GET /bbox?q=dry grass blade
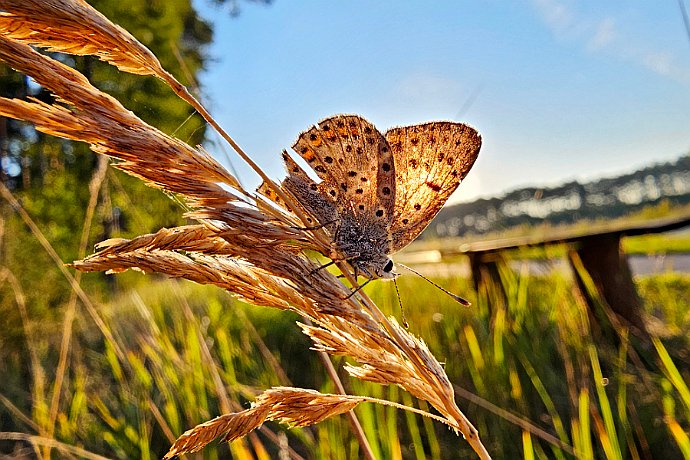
[163,409,271,459]
[0,36,241,210]
[0,0,166,76]
[0,11,491,457]
[0,432,111,460]
[164,388,361,459]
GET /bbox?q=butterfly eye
[383,260,394,273]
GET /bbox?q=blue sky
[192,0,690,203]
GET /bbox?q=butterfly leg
[334,264,359,279]
[309,252,360,276]
[309,259,336,275]
[343,277,372,301]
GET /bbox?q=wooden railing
[437,214,690,335]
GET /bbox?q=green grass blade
[522,430,535,460]
[654,337,690,414]
[576,389,594,460]
[588,345,622,460]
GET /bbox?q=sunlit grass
[3,267,690,458]
[369,267,690,459]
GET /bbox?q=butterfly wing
[258,151,341,228]
[291,114,396,225]
[385,122,481,253]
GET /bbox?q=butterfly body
[267,114,481,281]
[333,213,394,279]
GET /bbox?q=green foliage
[0,0,213,445]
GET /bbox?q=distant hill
[429,153,690,238]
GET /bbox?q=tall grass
[368,267,690,459]
[3,265,689,458]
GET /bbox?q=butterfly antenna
[393,278,409,329]
[397,262,471,307]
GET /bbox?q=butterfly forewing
[385,122,481,252]
[291,115,396,223]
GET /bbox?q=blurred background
[194,1,690,204]
[1,1,690,459]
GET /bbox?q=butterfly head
[354,256,398,280]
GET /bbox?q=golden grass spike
[1,0,315,227]
[73,249,300,312]
[302,317,447,409]
[163,408,271,459]
[258,387,361,428]
[0,0,166,77]
[0,37,240,206]
[91,226,236,256]
[164,388,362,459]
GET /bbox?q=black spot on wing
[425,181,442,192]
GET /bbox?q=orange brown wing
[385,122,481,253]
[291,114,396,224]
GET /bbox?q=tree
[1,0,212,285]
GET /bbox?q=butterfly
[264,114,481,281]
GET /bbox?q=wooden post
[568,233,646,335]
[468,251,507,310]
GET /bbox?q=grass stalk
[0,432,112,460]
[45,154,110,456]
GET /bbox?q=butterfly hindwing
[385,122,481,253]
[277,150,340,229]
[291,115,395,224]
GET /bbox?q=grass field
[2,262,689,459]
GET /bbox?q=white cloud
[530,0,690,85]
[631,48,690,82]
[587,17,617,51]
[641,50,673,76]
[532,0,574,33]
